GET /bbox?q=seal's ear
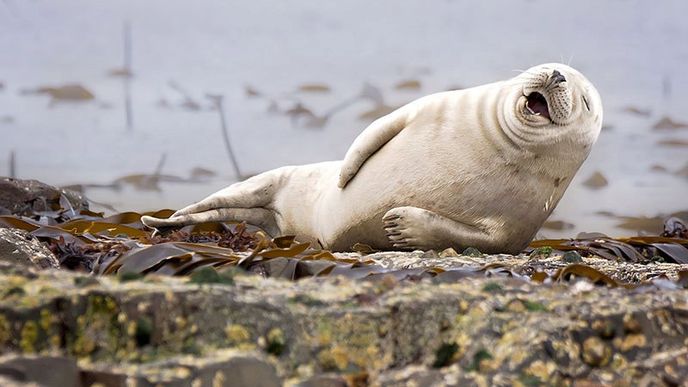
[338,106,412,188]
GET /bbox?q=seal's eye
[582,95,591,111]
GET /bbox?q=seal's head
[503,63,603,150]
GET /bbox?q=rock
[81,350,280,387]
[376,365,445,386]
[0,375,39,387]
[0,351,280,387]
[529,246,553,260]
[542,220,575,231]
[0,228,59,269]
[0,260,687,385]
[364,251,688,283]
[581,336,612,367]
[582,171,609,189]
[461,247,483,257]
[562,251,583,263]
[0,354,79,386]
[0,178,88,217]
[663,217,688,239]
[291,373,349,387]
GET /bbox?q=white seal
[142,63,603,254]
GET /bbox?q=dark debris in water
[581,171,608,189]
[21,84,95,102]
[528,229,688,265]
[652,116,688,130]
[597,210,688,234]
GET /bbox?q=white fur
[142,63,602,254]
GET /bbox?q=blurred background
[0,0,686,238]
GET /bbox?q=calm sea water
[1,0,686,238]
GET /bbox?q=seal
[142,63,603,254]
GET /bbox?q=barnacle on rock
[225,324,251,345]
[266,328,286,356]
[20,321,38,353]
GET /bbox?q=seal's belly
[321,121,553,250]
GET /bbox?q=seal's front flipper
[338,105,414,189]
[382,206,501,253]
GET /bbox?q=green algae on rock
[1,258,688,384]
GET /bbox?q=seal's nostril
[551,70,566,84]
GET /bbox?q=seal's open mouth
[526,92,550,120]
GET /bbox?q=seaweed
[1,202,687,289]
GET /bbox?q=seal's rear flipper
[141,168,286,233]
[140,214,181,228]
[141,207,279,236]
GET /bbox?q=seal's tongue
[527,92,550,119]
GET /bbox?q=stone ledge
[0,350,280,387]
[0,256,687,385]
[0,228,60,270]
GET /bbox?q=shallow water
[0,0,686,238]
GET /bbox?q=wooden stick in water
[124,20,133,131]
[207,94,242,179]
[9,150,16,178]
